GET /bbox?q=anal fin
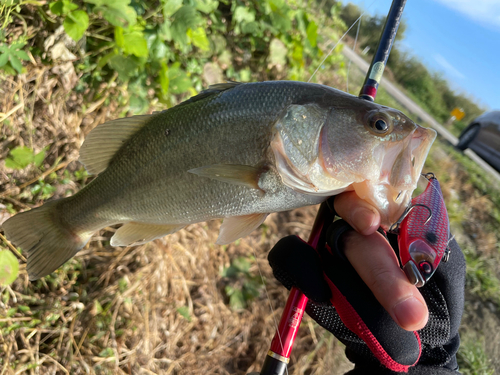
[110,222,185,247]
[216,213,268,245]
[188,164,264,190]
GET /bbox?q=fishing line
[308,14,363,83]
[346,16,362,93]
[308,0,378,83]
[250,245,289,375]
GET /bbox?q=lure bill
[396,173,450,287]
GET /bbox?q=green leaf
[159,62,169,95]
[0,52,9,67]
[94,300,103,314]
[233,257,251,273]
[0,41,28,73]
[63,10,89,41]
[226,286,245,310]
[306,20,318,48]
[5,146,34,169]
[221,265,238,278]
[171,6,199,46]
[168,64,192,94]
[233,7,255,23]
[195,0,218,14]
[291,42,304,64]
[87,0,137,27]
[50,0,78,15]
[150,38,169,60]
[115,26,148,57]
[267,0,291,32]
[33,147,48,167]
[188,27,209,51]
[176,306,191,321]
[128,94,148,114]
[97,50,117,69]
[162,0,183,17]
[14,49,30,61]
[271,13,291,33]
[64,0,78,12]
[114,26,125,47]
[241,21,259,35]
[107,54,139,81]
[8,55,22,73]
[239,68,251,82]
[49,1,64,15]
[159,20,172,41]
[98,347,114,357]
[0,251,19,286]
[123,32,148,57]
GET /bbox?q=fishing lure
[392,173,451,287]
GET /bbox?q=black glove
[268,219,465,374]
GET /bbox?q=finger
[342,230,429,331]
[334,191,380,235]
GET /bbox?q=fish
[2,81,436,280]
[396,173,450,287]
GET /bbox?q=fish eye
[366,112,393,135]
[375,119,388,132]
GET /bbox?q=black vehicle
[456,111,500,172]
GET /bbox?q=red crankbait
[393,173,450,287]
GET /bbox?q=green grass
[458,336,495,375]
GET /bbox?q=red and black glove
[268,219,465,374]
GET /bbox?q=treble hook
[389,203,433,234]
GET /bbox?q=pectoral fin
[188,164,264,190]
[216,213,268,245]
[110,222,185,247]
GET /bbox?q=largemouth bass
[3,81,436,280]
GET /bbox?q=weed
[222,256,262,310]
[458,334,495,375]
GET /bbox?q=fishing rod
[258,1,407,374]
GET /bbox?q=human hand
[268,192,466,373]
[333,191,428,331]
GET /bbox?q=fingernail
[393,297,428,330]
[351,207,377,234]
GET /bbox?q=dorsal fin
[179,81,242,106]
[79,115,153,175]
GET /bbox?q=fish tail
[2,200,93,280]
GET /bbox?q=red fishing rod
[258,1,407,374]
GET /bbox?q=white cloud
[433,54,465,79]
[432,0,500,31]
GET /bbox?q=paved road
[342,46,500,185]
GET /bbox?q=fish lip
[379,124,437,228]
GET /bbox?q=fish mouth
[353,124,437,230]
[387,125,437,226]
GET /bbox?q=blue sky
[342,0,500,111]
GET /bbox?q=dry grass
[0,60,355,374]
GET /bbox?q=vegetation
[1,0,499,374]
[0,0,345,113]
